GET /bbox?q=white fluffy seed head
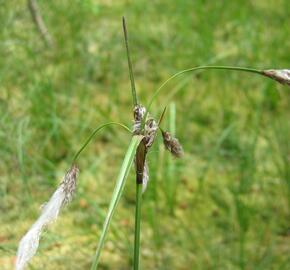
[263,69,290,86]
[16,165,79,270]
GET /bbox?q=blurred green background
[0,0,289,269]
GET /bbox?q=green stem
[72,122,131,163]
[122,16,138,106]
[144,65,262,122]
[133,183,143,270]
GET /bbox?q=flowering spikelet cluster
[132,105,158,144]
[161,130,183,158]
[262,69,290,87]
[144,118,158,148]
[16,165,79,270]
[133,105,158,192]
[133,104,146,135]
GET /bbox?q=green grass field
[1,0,289,269]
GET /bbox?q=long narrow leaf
[91,135,143,270]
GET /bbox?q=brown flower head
[162,130,183,158]
[144,118,158,148]
[133,104,146,135]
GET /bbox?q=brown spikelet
[262,69,290,87]
[132,104,158,149]
[133,104,146,135]
[162,130,183,158]
[144,118,158,148]
[135,139,147,184]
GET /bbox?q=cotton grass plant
[16,165,79,270]
[16,17,289,270]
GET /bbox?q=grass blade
[72,122,131,163]
[90,135,143,270]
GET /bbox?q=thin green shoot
[72,122,131,163]
[144,65,263,122]
[166,103,177,215]
[158,107,167,126]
